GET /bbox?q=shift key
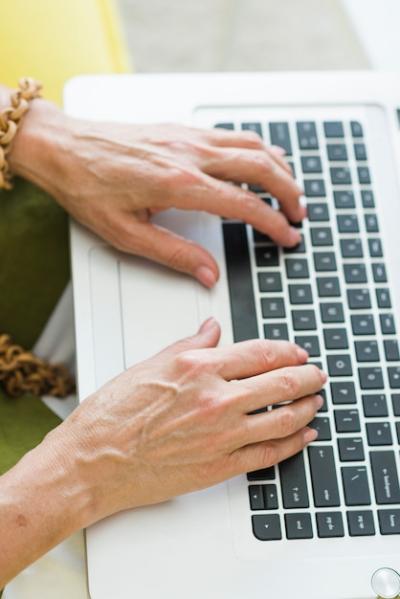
[370,451,400,504]
[279,452,309,508]
[308,446,340,507]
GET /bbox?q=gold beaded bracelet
[0,77,42,190]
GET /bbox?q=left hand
[9,99,304,287]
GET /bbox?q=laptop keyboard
[216,119,400,541]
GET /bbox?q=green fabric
[0,178,70,349]
[0,179,68,595]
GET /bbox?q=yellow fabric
[0,0,130,105]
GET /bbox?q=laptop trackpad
[119,254,201,368]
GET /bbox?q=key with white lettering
[308,446,340,507]
[279,452,309,509]
[370,451,400,504]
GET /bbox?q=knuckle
[279,371,300,397]
[174,350,206,374]
[165,165,201,191]
[276,407,296,435]
[254,341,275,370]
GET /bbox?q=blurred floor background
[117,0,369,72]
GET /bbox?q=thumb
[119,220,220,288]
[157,317,221,357]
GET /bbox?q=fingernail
[273,145,286,156]
[296,347,309,362]
[196,266,217,288]
[289,227,301,244]
[315,395,324,409]
[199,317,217,333]
[300,204,307,218]
[304,427,318,443]
[320,370,328,383]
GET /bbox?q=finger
[229,427,318,476]
[194,339,308,380]
[240,395,322,446]
[203,148,304,223]
[172,175,301,247]
[157,317,221,358]
[207,128,266,150]
[113,218,220,288]
[231,364,327,413]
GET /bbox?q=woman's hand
[55,318,324,519]
[9,99,304,287]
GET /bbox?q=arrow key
[252,514,282,541]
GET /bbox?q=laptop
[66,72,400,599]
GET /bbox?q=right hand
[53,317,326,525]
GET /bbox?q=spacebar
[222,223,259,342]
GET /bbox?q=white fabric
[4,284,88,599]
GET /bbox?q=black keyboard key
[337,214,359,233]
[297,121,318,150]
[351,121,364,137]
[261,297,286,319]
[335,410,361,433]
[373,263,387,283]
[376,288,392,309]
[252,514,282,541]
[327,144,348,161]
[308,445,340,507]
[354,143,367,161]
[381,314,396,335]
[269,122,292,155]
[365,213,379,233]
[264,484,279,509]
[223,223,259,342]
[370,451,400,504]
[392,394,400,416]
[279,452,309,508]
[320,303,345,323]
[324,121,344,138]
[316,512,344,538]
[258,272,282,292]
[334,190,355,209]
[368,238,383,258]
[214,122,234,130]
[355,340,380,363]
[289,284,313,304]
[317,276,341,297]
[344,263,367,284]
[378,509,400,535]
[301,155,322,174]
[310,416,331,441]
[347,511,375,536]
[331,381,356,404]
[314,252,337,272]
[361,190,375,208]
[358,167,371,185]
[384,340,400,362]
[388,367,400,389]
[247,467,275,481]
[292,310,317,331]
[264,323,289,341]
[359,367,384,390]
[324,329,349,350]
[340,239,363,258]
[338,437,365,462]
[253,228,272,243]
[255,246,279,267]
[285,258,309,279]
[295,335,320,357]
[370,399,391,423]
[347,288,371,310]
[366,422,392,446]
[285,513,313,540]
[311,227,333,247]
[308,203,330,222]
[249,485,265,510]
[242,122,263,138]
[284,234,306,254]
[351,314,375,335]
[331,167,352,185]
[342,466,371,506]
[328,355,352,376]
[304,179,326,197]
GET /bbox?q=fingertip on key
[304,427,318,444]
[296,346,309,362]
